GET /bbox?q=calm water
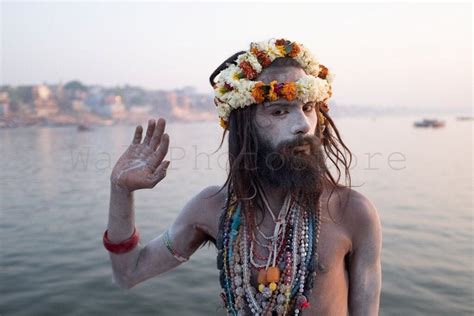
[1,116,472,315]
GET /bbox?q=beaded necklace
[216,190,322,316]
[250,191,291,270]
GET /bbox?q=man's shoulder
[344,188,378,220]
[337,187,381,245]
[195,185,227,209]
[185,185,227,237]
[324,185,377,217]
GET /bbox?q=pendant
[257,266,281,294]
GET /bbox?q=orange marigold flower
[275,39,287,46]
[288,43,301,57]
[268,81,278,101]
[252,47,272,67]
[281,82,297,101]
[318,65,329,79]
[322,86,333,102]
[252,82,266,104]
[240,61,258,80]
[319,101,329,113]
[318,110,326,124]
[220,118,228,129]
[261,55,272,67]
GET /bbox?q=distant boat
[77,124,93,132]
[431,120,445,128]
[456,116,474,121]
[413,119,445,128]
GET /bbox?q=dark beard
[255,133,327,199]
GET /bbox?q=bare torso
[200,184,354,315]
[107,118,381,315]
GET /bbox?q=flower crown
[212,38,334,129]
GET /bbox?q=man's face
[251,64,325,194]
[253,65,318,149]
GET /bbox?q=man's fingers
[149,118,166,150]
[132,125,143,144]
[143,119,156,145]
[151,160,171,184]
[149,133,170,170]
[144,160,170,188]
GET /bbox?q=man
[104,39,382,315]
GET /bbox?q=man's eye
[272,110,288,116]
[303,104,315,112]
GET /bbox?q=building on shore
[34,85,59,117]
[93,95,127,120]
[0,92,10,117]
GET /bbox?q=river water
[1,116,472,315]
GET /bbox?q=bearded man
[104,39,382,315]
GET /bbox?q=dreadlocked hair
[208,51,354,225]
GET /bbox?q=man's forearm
[106,184,143,288]
[107,184,136,241]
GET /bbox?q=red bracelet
[103,227,140,254]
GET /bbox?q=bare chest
[209,206,352,314]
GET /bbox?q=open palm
[110,118,170,192]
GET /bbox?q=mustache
[276,134,320,155]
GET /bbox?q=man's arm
[125,185,221,289]
[108,185,220,289]
[106,118,220,289]
[347,193,382,316]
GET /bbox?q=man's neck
[257,181,289,218]
[256,178,330,219]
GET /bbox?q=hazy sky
[1,2,472,109]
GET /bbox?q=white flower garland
[213,39,335,127]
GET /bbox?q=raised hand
[110,118,170,192]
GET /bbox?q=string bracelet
[162,229,189,263]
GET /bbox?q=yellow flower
[276,44,286,56]
[268,81,278,101]
[218,86,227,95]
[231,71,242,81]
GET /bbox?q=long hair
[209,52,354,224]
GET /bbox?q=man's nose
[291,110,311,135]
